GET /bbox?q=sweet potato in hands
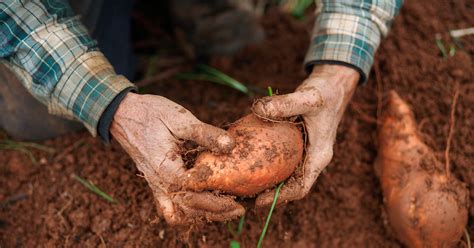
[184,114,303,196]
[376,91,469,248]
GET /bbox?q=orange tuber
[183,114,303,196]
[375,91,469,248]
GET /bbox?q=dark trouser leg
[69,0,135,79]
[0,64,83,141]
[0,0,135,141]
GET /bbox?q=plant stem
[257,182,284,248]
[175,65,250,95]
[267,86,273,96]
[236,214,246,235]
[73,174,117,203]
[0,140,55,164]
[435,35,448,58]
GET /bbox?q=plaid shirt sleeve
[0,0,136,136]
[305,0,403,82]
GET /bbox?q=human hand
[110,93,245,225]
[252,64,359,207]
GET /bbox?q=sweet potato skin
[376,91,469,248]
[184,114,303,196]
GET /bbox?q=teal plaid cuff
[305,0,403,82]
[49,52,135,136]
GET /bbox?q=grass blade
[257,182,284,248]
[230,240,241,248]
[175,71,249,95]
[279,0,313,19]
[227,214,246,247]
[175,72,230,86]
[197,64,249,95]
[435,35,448,58]
[73,174,117,203]
[0,139,55,164]
[291,0,313,18]
[267,86,273,97]
[449,43,456,57]
[5,140,55,153]
[236,214,246,235]
[227,222,238,237]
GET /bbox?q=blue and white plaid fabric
[306,0,403,82]
[0,0,135,136]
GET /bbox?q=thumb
[156,96,234,153]
[180,121,235,153]
[252,90,323,119]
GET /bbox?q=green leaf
[230,240,241,248]
[0,139,55,164]
[435,36,448,58]
[236,214,246,235]
[291,0,313,18]
[448,43,456,57]
[227,222,238,237]
[198,64,249,95]
[73,174,118,203]
[267,86,273,97]
[257,182,285,248]
[175,65,250,95]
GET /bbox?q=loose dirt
[1,0,473,247]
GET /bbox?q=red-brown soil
[1,0,473,247]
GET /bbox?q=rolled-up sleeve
[0,0,135,136]
[305,0,403,82]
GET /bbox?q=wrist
[98,88,135,143]
[310,64,359,93]
[110,92,146,139]
[309,64,360,100]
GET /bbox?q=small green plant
[255,85,284,248]
[0,139,55,164]
[175,64,249,95]
[279,0,313,19]
[227,214,246,248]
[73,174,118,203]
[435,35,448,58]
[267,86,273,97]
[448,43,456,57]
[257,181,284,248]
[435,34,457,58]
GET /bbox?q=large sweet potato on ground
[376,91,469,248]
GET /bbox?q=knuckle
[299,185,311,199]
[252,97,268,111]
[322,148,334,163]
[312,147,333,166]
[253,97,277,117]
[263,101,277,116]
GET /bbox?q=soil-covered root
[183,114,303,197]
[375,91,469,248]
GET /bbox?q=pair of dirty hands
[111,65,359,225]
